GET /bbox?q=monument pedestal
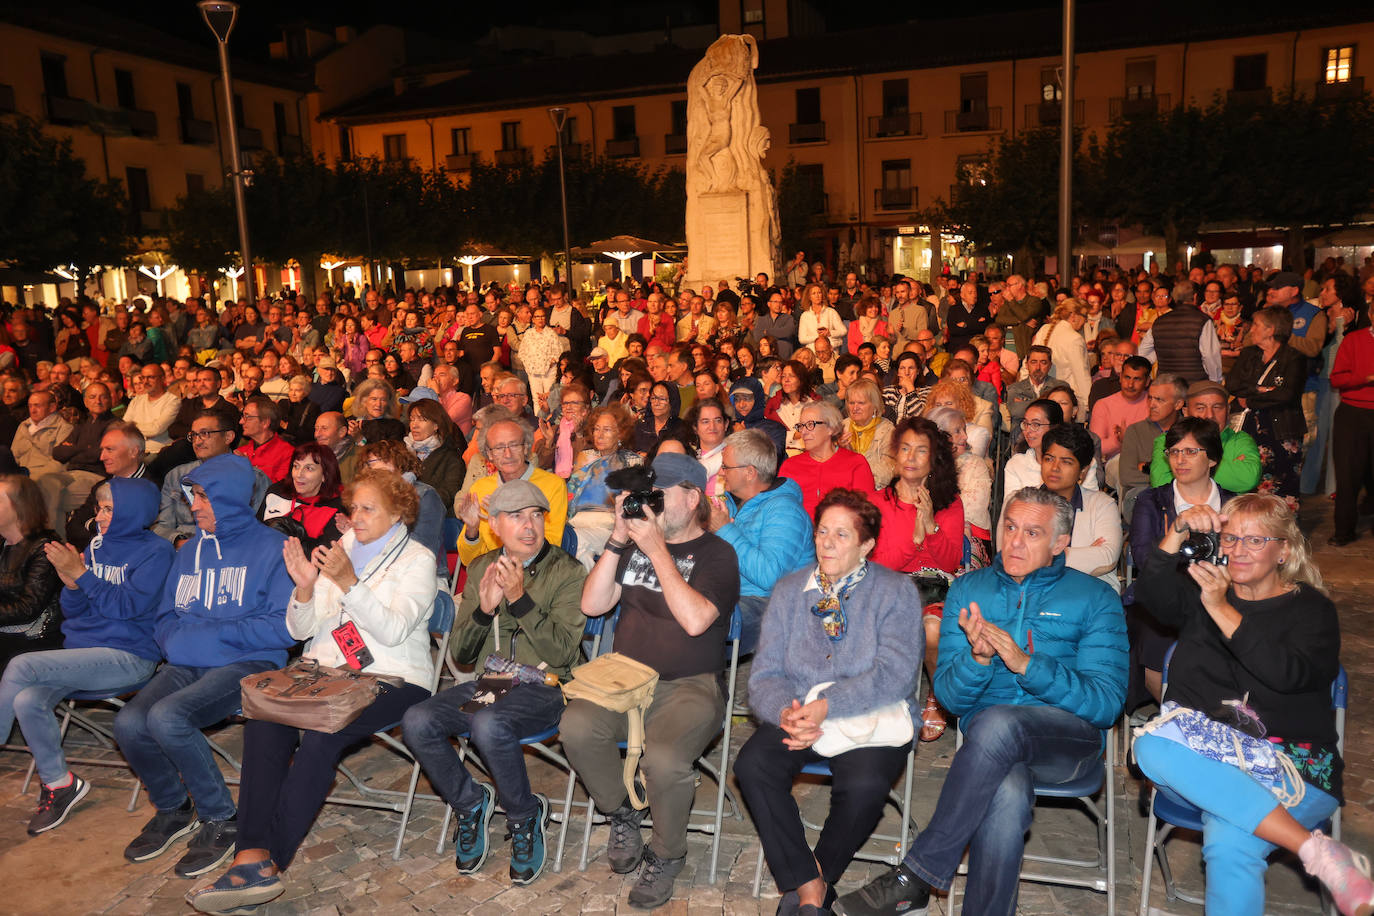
[687,190,752,291]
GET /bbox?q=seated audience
[779,402,876,520]
[841,379,895,488]
[456,417,568,567]
[258,442,347,554]
[0,474,64,672]
[1034,423,1123,591]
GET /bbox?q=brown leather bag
[240,659,404,733]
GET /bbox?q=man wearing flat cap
[562,452,740,909]
[403,478,586,887]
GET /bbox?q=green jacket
[1149,425,1261,493]
[994,295,1047,357]
[450,543,587,681]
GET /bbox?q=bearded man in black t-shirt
[562,452,739,910]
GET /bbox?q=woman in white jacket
[1031,298,1092,421]
[188,469,438,914]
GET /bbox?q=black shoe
[124,798,199,862]
[1328,533,1358,547]
[627,849,685,909]
[606,803,646,874]
[777,891,800,916]
[832,865,931,916]
[174,816,238,878]
[27,775,90,835]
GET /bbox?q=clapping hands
[958,602,1034,675]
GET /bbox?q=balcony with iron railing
[874,187,916,211]
[867,112,923,139]
[180,117,215,145]
[495,147,531,167]
[445,152,478,171]
[1227,87,1273,107]
[789,121,827,144]
[604,136,640,158]
[1108,93,1171,119]
[277,133,303,156]
[127,108,158,138]
[0,84,17,113]
[238,126,264,150]
[46,94,91,126]
[1024,98,1086,128]
[944,106,1003,134]
[664,133,687,155]
[1316,77,1365,101]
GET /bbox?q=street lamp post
[547,107,574,288]
[199,0,256,305]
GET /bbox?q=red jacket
[868,487,965,575]
[236,434,294,483]
[1330,326,1374,410]
[778,447,876,519]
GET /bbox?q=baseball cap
[729,381,756,398]
[400,386,438,404]
[315,356,337,371]
[1186,380,1230,401]
[650,452,707,491]
[589,347,608,360]
[487,479,550,516]
[1268,271,1303,290]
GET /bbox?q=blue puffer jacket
[715,477,815,598]
[60,477,174,661]
[154,454,296,668]
[935,553,1128,729]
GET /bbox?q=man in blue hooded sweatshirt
[114,454,295,879]
[0,476,173,836]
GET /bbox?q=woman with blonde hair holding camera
[1133,492,1372,916]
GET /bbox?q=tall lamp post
[1057,0,1075,284]
[547,107,574,288]
[199,0,256,304]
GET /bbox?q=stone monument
[684,34,781,293]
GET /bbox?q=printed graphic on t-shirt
[621,550,696,593]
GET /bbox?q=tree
[1219,91,1374,272]
[0,116,133,273]
[774,160,826,257]
[945,126,1072,274]
[1087,102,1229,271]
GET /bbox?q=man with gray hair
[456,416,568,567]
[1139,279,1223,384]
[837,486,1127,916]
[706,428,815,654]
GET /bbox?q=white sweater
[287,526,439,688]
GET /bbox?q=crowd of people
[0,251,1371,915]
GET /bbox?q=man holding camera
[562,453,740,910]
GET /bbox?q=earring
[1278,557,1287,566]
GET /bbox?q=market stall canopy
[1073,240,1113,256]
[1312,227,1374,247]
[575,236,686,257]
[1112,235,1170,255]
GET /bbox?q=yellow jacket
[456,465,569,567]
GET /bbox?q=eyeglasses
[1165,446,1205,458]
[1220,534,1284,551]
[561,400,588,409]
[649,395,670,404]
[793,419,825,432]
[1020,419,1051,430]
[493,392,523,402]
[188,429,230,441]
[720,463,751,472]
[487,442,524,453]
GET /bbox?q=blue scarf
[350,521,404,577]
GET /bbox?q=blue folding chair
[951,720,1118,915]
[434,612,608,873]
[1137,644,1347,914]
[574,606,744,884]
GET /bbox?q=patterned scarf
[810,560,869,642]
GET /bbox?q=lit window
[1324,46,1354,84]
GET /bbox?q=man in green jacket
[1149,381,1261,493]
[402,479,587,886]
[993,274,1048,357]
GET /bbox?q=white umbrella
[1112,235,1169,255]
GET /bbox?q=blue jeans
[1135,732,1339,916]
[403,680,565,822]
[736,594,769,657]
[113,660,276,822]
[1301,377,1335,494]
[904,704,1102,916]
[0,647,159,785]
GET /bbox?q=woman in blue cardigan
[735,487,924,916]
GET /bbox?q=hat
[1186,380,1230,402]
[589,347,609,360]
[728,380,757,398]
[400,386,438,404]
[603,316,620,327]
[487,479,550,516]
[650,452,707,491]
[315,356,337,371]
[1268,271,1303,290]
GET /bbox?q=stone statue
[684,34,781,293]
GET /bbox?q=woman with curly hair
[567,403,642,567]
[358,438,446,575]
[924,376,990,458]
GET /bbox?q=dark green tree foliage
[1087,103,1228,271]
[0,116,132,272]
[165,186,236,276]
[775,160,826,256]
[946,126,1067,272]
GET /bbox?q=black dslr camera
[1179,530,1226,566]
[606,464,664,520]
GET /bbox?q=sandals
[186,860,284,914]
[919,693,947,743]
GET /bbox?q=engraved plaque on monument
[699,191,750,281]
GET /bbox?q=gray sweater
[748,562,925,729]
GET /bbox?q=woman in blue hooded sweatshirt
[0,476,173,836]
[726,376,787,461]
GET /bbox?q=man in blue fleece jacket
[0,476,173,837]
[836,487,1128,916]
[707,427,814,653]
[114,454,295,880]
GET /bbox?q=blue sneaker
[508,793,549,885]
[453,782,496,874]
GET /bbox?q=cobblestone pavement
[1,493,1370,915]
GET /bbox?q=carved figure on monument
[684,34,781,291]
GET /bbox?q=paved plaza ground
[1,493,1370,915]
